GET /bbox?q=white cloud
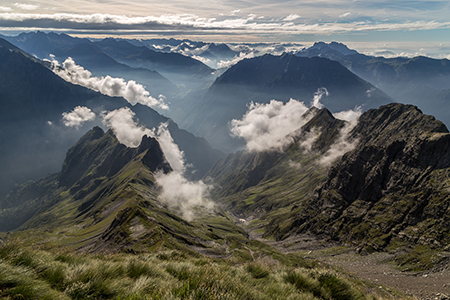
[0,6,12,11]
[153,123,214,221]
[333,106,362,122]
[14,3,38,10]
[155,171,213,221]
[299,128,320,153]
[311,87,328,109]
[102,107,212,220]
[284,13,300,21]
[154,123,185,173]
[102,107,154,148]
[339,12,353,18]
[217,51,255,69]
[230,98,311,152]
[51,57,169,110]
[320,109,361,166]
[62,106,96,128]
[1,12,449,36]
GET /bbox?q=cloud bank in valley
[52,57,168,110]
[217,52,255,69]
[102,107,212,220]
[62,106,96,128]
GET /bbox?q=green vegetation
[0,242,384,300]
[395,245,441,272]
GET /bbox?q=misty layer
[52,57,169,110]
[102,107,213,220]
[217,52,255,69]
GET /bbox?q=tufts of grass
[0,242,396,300]
[246,262,270,279]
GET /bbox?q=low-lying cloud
[52,57,168,110]
[217,51,255,69]
[231,87,329,152]
[230,99,310,152]
[62,106,96,128]
[231,87,363,166]
[319,108,362,166]
[102,107,212,220]
[102,107,154,148]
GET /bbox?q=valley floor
[249,231,450,300]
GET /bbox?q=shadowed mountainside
[181,53,392,152]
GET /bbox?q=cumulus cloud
[102,107,212,220]
[102,107,154,148]
[153,123,213,220]
[155,171,213,221]
[230,99,311,152]
[154,122,185,173]
[51,57,168,110]
[217,51,255,69]
[231,87,362,165]
[62,106,96,128]
[0,6,12,11]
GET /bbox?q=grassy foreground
[0,242,390,300]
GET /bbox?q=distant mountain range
[0,37,224,198]
[296,41,450,127]
[1,32,216,98]
[180,53,393,152]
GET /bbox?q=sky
[0,0,450,57]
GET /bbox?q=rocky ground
[267,234,450,300]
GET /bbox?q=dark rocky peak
[59,127,170,189]
[299,108,346,151]
[350,103,448,147]
[297,106,320,123]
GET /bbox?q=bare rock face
[289,103,450,250]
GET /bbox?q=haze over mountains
[2,31,450,298]
[0,36,224,198]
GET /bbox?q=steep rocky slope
[207,107,346,228]
[269,104,450,253]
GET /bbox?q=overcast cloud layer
[0,1,450,48]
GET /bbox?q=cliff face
[283,104,450,251]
